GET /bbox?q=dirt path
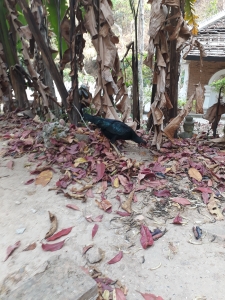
[1,124,225,300]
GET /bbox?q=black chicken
[83,113,146,145]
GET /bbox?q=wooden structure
[179,10,225,111]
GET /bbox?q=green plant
[211,77,225,93]
[178,98,186,108]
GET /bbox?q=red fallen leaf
[173,214,182,224]
[171,197,191,205]
[194,187,213,193]
[6,160,14,170]
[24,178,35,185]
[42,240,65,251]
[135,185,147,191]
[86,188,94,198]
[202,192,209,204]
[95,277,114,292]
[82,244,93,255]
[66,204,80,211]
[151,162,166,173]
[96,163,105,182]
[114,288,126,299]
[144,180,167,188]
[92,215,103,222]
[208,179,213,187]
[47,227,73,241]
[107,251,123,264]
[118,174,129,186]
[92,224,99,239]
[85,215,93,222]
[139,291,164,300]
[153,189,171,197]
[4,241,21,261]
[140,225,154,249]
[133,193,138,202]
[116,211,131,217]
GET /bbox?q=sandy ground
[1,123,225,300]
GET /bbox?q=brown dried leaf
[195,83,204,114]
[23,242,36,251]
[71,184,93,193]
[121,190,134,213]
[188,167,202,182]
[207,194,224,221]
[45,211,58,239]
[35,170,53,186]
[164,93,195,140]
[95,199,112,211]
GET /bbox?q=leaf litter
[2,114,225,298]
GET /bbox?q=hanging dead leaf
[121,190,134,213]
[35,170,53,186]
[207,194,224,221]
[45,211,58,239]
[188,168,202,182]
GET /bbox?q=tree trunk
[138,0,144,121]
[169,39,180,135]
[10,66,29,110]
[38,6,60,116]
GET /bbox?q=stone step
[2,255,98,300]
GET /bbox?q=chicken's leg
[110,142,121,157]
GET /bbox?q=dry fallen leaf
[113,177,120,188]
[207,194,224,221]
[74,157,87,167]
[121,190,134,213]
[95,199,112,211]
[47,227,73,241]
[45,211,58,239]
[23,242,37,251]
[42,240,65,252]
[188,167,202,182]
[35,170,53,186]
[4,241,21,261]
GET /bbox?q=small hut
[179,10,225,111]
